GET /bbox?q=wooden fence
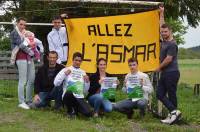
[0,51,43,80]
[0,51,18,80]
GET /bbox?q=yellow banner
[64,10,160,74]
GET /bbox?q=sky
[180,25,200,48]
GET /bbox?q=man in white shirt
[47,15,68,65]
[113,58,153,119]
[54,52,92,118]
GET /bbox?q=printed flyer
[67,68,84,97]
[101,77,117,100]
[126,75,143,101]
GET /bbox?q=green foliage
[162,0,200,28]
[0,36,10,51]
[166,18,188,45]
[178,48,200,59]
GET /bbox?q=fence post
[194,84,200,96]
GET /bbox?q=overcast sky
[179,25,200,48]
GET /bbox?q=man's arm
[54,68,67,87]
[35,38,44,53]
[155,55,173,72]
[156,43,177,72]
[159,5,165,27]
[142,75,153,94]
[34,68,42,94]
[47,34,55,52]
[33,68,43,103]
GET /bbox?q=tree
[0,0,199,49]
[162,0,200,28]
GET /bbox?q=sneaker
[169,110,182,125]
[18,103,30,110]
[161,113,171,124]
[93,112,99,118]
[161,110,181,125]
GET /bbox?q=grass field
[178,59,200,85]
[0,59,199,132]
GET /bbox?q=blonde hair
[24,30,35,37]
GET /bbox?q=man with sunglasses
[47,15,68,65]
[113,58,153,119]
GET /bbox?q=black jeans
[63,91,92,117]
[156,71,180,112]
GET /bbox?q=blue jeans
[88,94,112,113]
[113,98,147,115]
[35,86,63,108]
[156,71,180,112]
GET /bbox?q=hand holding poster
[101,77,118,100]
[126,75,143,101]
[67,68,84,98]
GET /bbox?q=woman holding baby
[10,17,43,109]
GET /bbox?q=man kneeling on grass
[113,58,153,119]
[30,51,64,109]
[54,52,92,118]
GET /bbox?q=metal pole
[0,22,64,26]
[40,0,163,6]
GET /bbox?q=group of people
[10,6,181,125]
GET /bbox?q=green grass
[0,84,200,132]
[179,59,200,85]
[0,59,200,131]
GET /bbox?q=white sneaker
[18,103,30,110]
[161,110,181,125]
[169,110,181,125]
[161,113,171,124]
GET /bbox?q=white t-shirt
[125,71,153,101]
[54,66,86,98]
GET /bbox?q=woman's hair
[97,58,107,65]
[96,58,107,73]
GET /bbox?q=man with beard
[155,6,181,125]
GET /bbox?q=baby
[23,31,41,63]
[10,30,43,65]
